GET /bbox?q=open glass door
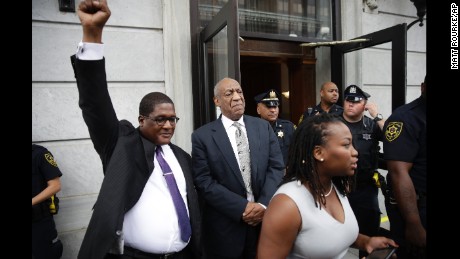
[198,0,240,125]
[331,24,407,110]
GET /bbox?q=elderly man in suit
[71,1,201,258]
[192,78,284,259]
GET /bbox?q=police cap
[344,84,371,102]
[254,89,280,107]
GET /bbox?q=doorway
[192,0,408,128]
[191,0,319,128]
[240,38,317,125]
[240,56,283,119]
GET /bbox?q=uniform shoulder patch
[385,122,403,142]
[298,114,304,125]
[44,152,58,167]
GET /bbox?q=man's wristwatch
[373,113,383,122]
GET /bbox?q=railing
[199,4,332,40]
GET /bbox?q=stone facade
[32,1,425,258]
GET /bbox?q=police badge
[277,131,284,138]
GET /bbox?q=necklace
[323,183,334,197]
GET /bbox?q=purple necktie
[156,146,192,242]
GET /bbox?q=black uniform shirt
[383,96,426,193]
[32,144,63,198]
[299,102,343,125]
[342,116,382,183]
[272,118,295,166]
[342,116,382,212]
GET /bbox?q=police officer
[298,81,343,125]
[32,144,63,259]
[254,89,295,166]
[340,84,386,258]
[383,77,426,259]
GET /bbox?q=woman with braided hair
[257,113,397,258]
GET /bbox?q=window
[199,0,333,41]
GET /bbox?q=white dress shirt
[123,144,189,253]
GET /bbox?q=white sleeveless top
[274,181,359,259]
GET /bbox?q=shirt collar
[221,114,245,130]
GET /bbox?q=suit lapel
[120,131,152,211]
[141,134,155,173]
[132,132,151,180]
[244,116,259,181]
[171,144,193,190]
[212,119,246,190]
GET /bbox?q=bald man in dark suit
[192,78,284,259]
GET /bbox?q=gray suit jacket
[191,115,284,257]
[71,56,201,259]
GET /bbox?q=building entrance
[240,39,317,124]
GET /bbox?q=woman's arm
[257,194,301,259]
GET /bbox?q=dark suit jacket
[191,115,284,257]
[71,56,201,259]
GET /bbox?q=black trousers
[203,225,259,259]
[32,216,63,259]
[351,206,381,258]
[385,197,426,259]
[104,246,189,259]
[105,253,185,259]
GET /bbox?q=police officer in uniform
[254,89,295,166]
[298,81,343,125]
[383,77,426,259]
[32,144,63,259]
[340,85,386,258]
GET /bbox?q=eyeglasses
[142,115,180,126]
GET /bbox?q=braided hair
[284,113,354,208]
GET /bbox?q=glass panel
[199,0,333,41]
[206,25,229,118]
